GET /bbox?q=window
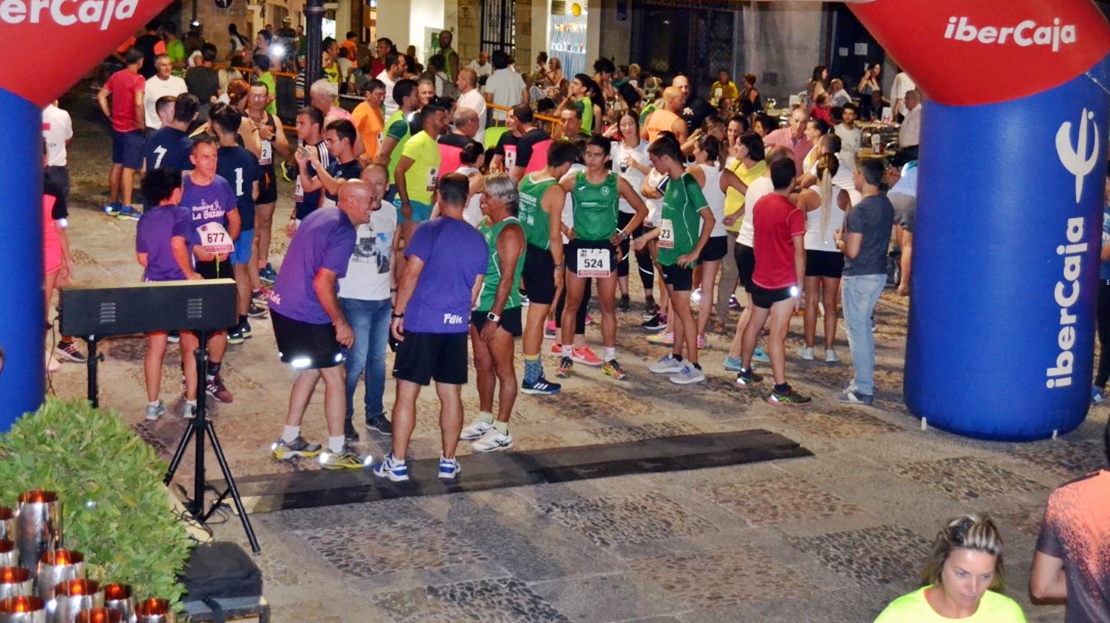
[480,0,516,56]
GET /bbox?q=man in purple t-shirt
[374,173,488,483]
[135,169,203,421]
[181,135,241,405]
[269,180,377,469]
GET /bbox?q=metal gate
[480,0,517,56]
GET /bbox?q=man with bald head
[438,107,483,180]
[642,86,688,145]
[455,68,487,143]
[269,179,377,469]
[671,73,713,136]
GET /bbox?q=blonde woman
[796,153,848,362]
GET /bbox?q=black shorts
[522,244,556,305]
[257,165,278,204]
[271,310,345,369]
[749,283,797,309]
[805,249,844,279]
[112,130,143,169]
[735,242,756,292]
[699,236,728,262]
[393,331,469,385]
[194,259,232,280]
[661,263,694,292]
[471,306,523,337]
[566,239,618,276]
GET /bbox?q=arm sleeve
[788,208,806,237]
[172,208,193,240]
[516,136,534,168]
[323,225,356,279]
[1035,495,1065,557]
[845,203,864,235]
[684,175,708,210]
[135,219,149,254]
[404,223,432,260]
[387,119,408,141]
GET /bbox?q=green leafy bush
[0,398,193,604]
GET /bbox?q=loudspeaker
[59,280,238,337]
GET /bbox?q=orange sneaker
[571,345,603,367]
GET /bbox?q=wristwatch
[486,312,500,323]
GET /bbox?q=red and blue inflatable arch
[0,0,1108,442]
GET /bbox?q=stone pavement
[44,88,1102,622]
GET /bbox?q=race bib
[658,219,675,249]
[577,247,610,278]
[505,146,517,170]
[259,140,273,166]
[426,167,439,191]
[294,178,304,202]
[197,222,234,254]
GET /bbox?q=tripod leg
[85,338,98,408]
[163,421,199,487]
[203,420,261,554]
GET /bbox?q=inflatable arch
[0,0,1108,441]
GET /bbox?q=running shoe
[769,385,812,406]
[649,354,684,374]
[145,400,166,421]
[373,452,409,481]
[522,376,562,395]
[238,320,253,339]
[226,327,245,345]
[319,446,371,469]
[836,389,873,405]
[551,343,565,356]
[182,402,197,419]
[571,345,603,366]
[46,356,60,373]
[206,375,234,403]
[102,202,121,216]
[521,295,530,308]
[642,300,660,319]
[797,346,814,361]
[248,303,267,318]
[617,295,631,312]
[646,331,674,346]
[723,356,743,372]
[641,314,667,331]
[343,420,360,442]
[602,359,628,380]
[471,429,513,452]
[1093,386,1105,405]
[260,264,278,286]
[438,455,462,480]
[728,294,741,310]
[585,314,595,326]
[116,205,141,221]
[460,418,493,440]
[734,368,763,387]
[697,335,708,349]
[825,349,840,363]
[271,436,322,459]
[691,288,703,304]
[669,363,706,385]
[167,331,180,344]
[544,324,557,340]
[366,415,393,436]
[251,287,271,306]
[753,346,770,363]
[556,356,573,378]
[54,342,87,363]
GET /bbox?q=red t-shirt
[104,69,146,133]
[751,193,805,289]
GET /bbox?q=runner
[246,80,291,288]
[610,111,655,314]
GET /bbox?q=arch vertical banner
[0,0,173,429]
[850,0,1110,440]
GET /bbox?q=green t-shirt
[657,172,709,266]
[385,110,412,184]
[873,587,1027,623]
[477,217,525,312]
[257,72,278,115]
[576,96,594,136]
[400,130,441,205]
[639,103,656,127]
[570,171,619,242]
[518,173,559,250]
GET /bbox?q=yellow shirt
[723,159,768,233]
[400,130,441,205]
[711,80,739,101]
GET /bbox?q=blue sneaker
[373,452,409,482]
[116,205,141,220]
[260,263,278,286]
[438,455,461,480]
[753,347,770,363]
[103,202,122,216]
[724,356,743,372]
[1093,386,1105,405]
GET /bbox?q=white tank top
[457,165,484,227]
[802,185,846,252]
[697,164,728,238]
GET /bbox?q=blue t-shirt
[216,145,262,231]
[403,217,488,334]
[1101,205,1110,280]
[269,207,357,324]
[143,127,193,175]
[136,205,192,281]
[180,175,239,248]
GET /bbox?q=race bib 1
[259,140,273,166]
[197,222,235,254]
[576,247,611,278]
[658,219,675,249]
[426,167,439,191]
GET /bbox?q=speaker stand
[79,336,102,408]
[164,331,261,554]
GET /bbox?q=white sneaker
[471,429,513,452]
[669,363,706,385]
[649,354,684,374]
[825,349,840,363]
[460,419,493,440]
[46,356,61,373]
[797,347,814,361]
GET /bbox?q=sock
[523,354,542,384]
[774,383,790,394]
[673,354,683,362]
[493,421,508,435]
[328,436,346,453]
[281,425,300,443]
[562,344,573,357]
[148,400,161,407]
[479,411,495,424]
[208,362,222,378]
[604,347,616,361]
[239,315,247,325]
[186,399,197,407]
[693,363,702,370]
